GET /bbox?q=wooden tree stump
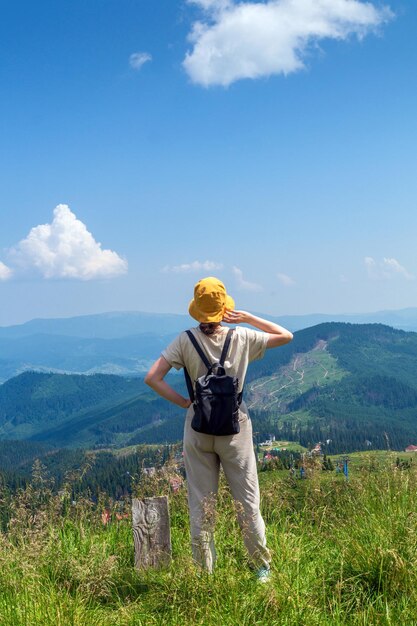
[132,496,172,569]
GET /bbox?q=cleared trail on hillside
[247,340,333,411]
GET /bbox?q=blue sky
[0,0,416,325]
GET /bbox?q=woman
[145,277,293,580]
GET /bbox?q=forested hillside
[247,323,417,452]
[1,323,417,453]
[0,371,184,447]
[0,440,174,500]
[0,372,147,438]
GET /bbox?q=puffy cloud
[129,52,152,70]
[184,0,393,86]
[162,260,223,273]
[0,261,12,281]
[277,272,295,286]
[364,256,413,280]
[232,266,262,292]
[10,204,128,280]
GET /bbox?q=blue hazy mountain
[0,332,177,381]
[1,309,417,382]
[2,308,417,339]
[0,311,191,339]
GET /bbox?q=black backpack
[184,328,242,436]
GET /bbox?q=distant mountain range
[0,332,176,382]
[0,311,191,339]
[1,308,417,382]
[275,307,417,333]
[3,307,417,339]
[1,322,417,453]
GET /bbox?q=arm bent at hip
[145,356,192,409]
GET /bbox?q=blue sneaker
[256,566,271,583]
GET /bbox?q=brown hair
[199,322,221,336]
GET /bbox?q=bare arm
[144,356,192,409]
[223,310,293,348]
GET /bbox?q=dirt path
[250,373,282,392]
[319,363,329,379]
[247,341,331,410]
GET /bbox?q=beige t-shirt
[162,325,268,400]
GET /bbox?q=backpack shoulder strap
[219,328,234,366]
[185,330,212,370]
[184,367,195,402]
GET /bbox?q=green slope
[0,371,148,439]
[247,323,417,451]
[2,323,417,452]
[30,391,184,448]
[246,340,346,411]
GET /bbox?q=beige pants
[183,407,271,572]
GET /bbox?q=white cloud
[129,52,152,71]
[364,256,413,281]
[10,204,128,280]
[277,272,295,286]
[184,0,393,86]
[232,266,262,292]
[364,256,378,279]
[162,260,223,273]
[382,257,414,280]
[0,261,12,281]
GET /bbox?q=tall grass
[0,454,416,625]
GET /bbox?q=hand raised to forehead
[222,310,250,324]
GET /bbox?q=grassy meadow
[0,452,417,626]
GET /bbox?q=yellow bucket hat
[189,277,235,323]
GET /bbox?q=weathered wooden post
[132,496,172,569]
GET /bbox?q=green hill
[0,371,184,448]
[246,323,417,451]
[0,372,147,438]
[1,323,417,452]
